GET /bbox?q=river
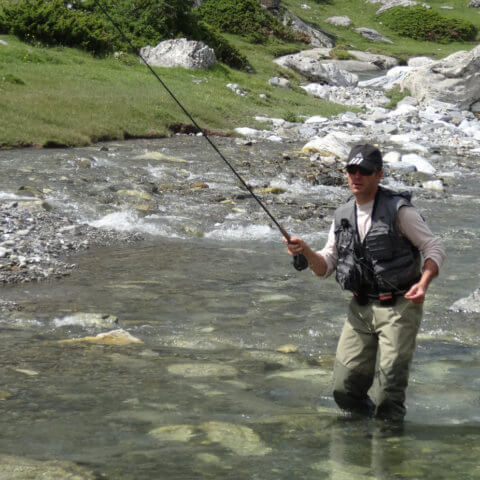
[0,136,479,479]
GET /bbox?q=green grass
[0,33,348,148]
[1,0,480,148]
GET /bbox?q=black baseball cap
[347,144,383,172]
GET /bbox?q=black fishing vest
[334,186,421,297]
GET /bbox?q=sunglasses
[346,165,375,176]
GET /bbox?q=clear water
[0,138,479,479]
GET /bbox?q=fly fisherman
[285,144,446,423]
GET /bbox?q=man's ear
[377,170,383,180]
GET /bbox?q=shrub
[0,0,247,69]
[380,6,477,43]
[1,0,115,53]
[195,0,304,42]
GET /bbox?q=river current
[0,136,479,479]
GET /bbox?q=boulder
[281,10,335,48]
[407,56,435,68]
[325,16,352,27]
[269,76,291,88]
[301,132,357,158]
[274,53,358,86]
[401,45,480,110]
[345,50,398,70]
[450,288,480,313]
[354,27,393,43]
[468,0,480,6]
[139,38,216,70]
[375,0,419,13]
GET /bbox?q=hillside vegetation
[0,0,479,148]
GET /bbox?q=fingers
[284,236,305,256]
[404,285,425,304]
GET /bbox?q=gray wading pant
[333,296,423,421]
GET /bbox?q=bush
[380,6,477,43]
[189,21,249,70]
[195,0,303,42]
[0,0,247,69]
[1,0,115,53]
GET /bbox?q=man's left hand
[404,283,426,304]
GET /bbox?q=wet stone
[167,362,238,378]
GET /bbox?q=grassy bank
[1,0,479,149]
[283,0,480,60]
[0,34,348,149]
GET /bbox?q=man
[285,144,446,422]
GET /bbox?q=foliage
[0,0,248,69]
[380,6,477,43]
[0,0,115,53]
[195,0,306,42]
[72,0,194,50]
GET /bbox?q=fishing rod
[93,0,308,271]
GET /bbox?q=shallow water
[1,137,479,479]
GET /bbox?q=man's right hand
[283,236,306,256]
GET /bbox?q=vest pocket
[365,233,393,261]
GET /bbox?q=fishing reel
[293,254,309,271]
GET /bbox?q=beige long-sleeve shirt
[318,199,446,277]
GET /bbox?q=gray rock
[325,16,352,27]
[450,288,480,313]
[401,44,480,110]
[275,54,358,86]
[347,50,399,70]
[354,27,394,44]
[0,40,8,46]
[269,76,291,89]
[468,0,480,6]
[407,56,435,68]
[139,38,217,70]
[375,0,419,13]
[281,10,335,48]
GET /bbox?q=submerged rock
[200,421,272,456]
[149,424,196,443]
[277,344,298,354]
[149,421,271,457]
[58,329,143,346]
[167,362,238,378]
[0,455,97,479]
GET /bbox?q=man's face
[346,166,383,203]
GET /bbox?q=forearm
[418,257,439,291]
[302,244,329,276]
[284,236,329,276]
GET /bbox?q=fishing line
[92,0,308,271]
